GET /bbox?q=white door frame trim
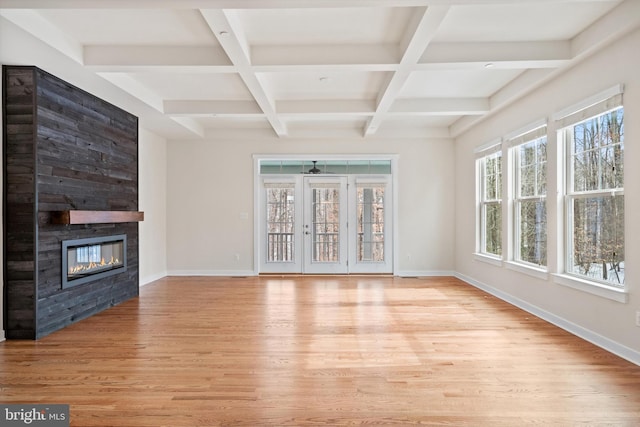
[253,154,399,275]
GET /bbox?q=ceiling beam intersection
[200,8,287,136]
[364,5,450,136]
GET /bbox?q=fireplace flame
[68,256,121,276]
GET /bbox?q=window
[478,147,503,257]
[511,127,547,266]
[559,91,624,287]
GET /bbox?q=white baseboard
[455,272,640,367]
[396,270,456,277]
[140,271,168,287]
[167,270,452,278]
[167,269,257,277]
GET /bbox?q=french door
[303,177,348,273]
[260,175,391,274]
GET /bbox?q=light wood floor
[1,276,639,426]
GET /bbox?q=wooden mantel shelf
[50,210,144,225]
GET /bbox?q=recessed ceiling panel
[434,1,622,42]
[38,9,218,46]
[260,71,390,101]
[237,7,413,45]
[197,117,271,129]
[288,118,367,129]
[381,116,460,128]
[401,69,522,98]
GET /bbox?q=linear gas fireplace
[62,235,127,289]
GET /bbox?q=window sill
[505,261,549,281]
[473,253,503,267]
[552,274,628,303]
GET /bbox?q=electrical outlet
[636,311,640,327]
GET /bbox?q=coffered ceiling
[1,0,638,141]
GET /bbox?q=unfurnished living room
[1,0,639,426]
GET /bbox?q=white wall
[166,136,456,276]
[139,128,168,285]
[454,27,640,362]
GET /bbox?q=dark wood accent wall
[3,66,140,339]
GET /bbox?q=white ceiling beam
[284,115,374,123]
[97,72,165,112]
[0,10,83,63]
[420,41,572,69]
[222,9,252,61]
[169,117,206,138]
[200,9,287,137]
[84,45,233,70]
[571,0,640,60]
[448,68,555,137]
[277,100,375,115]
[0,0,617,9]
[489,68,555,112]
[390,98,489,115]
[364,5,449,136]
[374,126,451,140]
[270,124,451,140]
[164,100,263,116]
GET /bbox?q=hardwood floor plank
[1,276,639,426]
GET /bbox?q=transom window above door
[260,159,392,175]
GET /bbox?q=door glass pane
[357,187,385,262]
[266,188,295,262]
[312,188,340,262]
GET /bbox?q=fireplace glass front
[62,234,127,288]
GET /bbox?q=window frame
[559,95,625,291]
[560,105,625,289]
[476,144,503,259]
[511,128,548,269]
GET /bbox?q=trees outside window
[565,107,624,286]
[479,150,502,256]
[266,187,296,262]
[514,134,547,266]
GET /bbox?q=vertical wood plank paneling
[3,66,37,339]
[3,66,139,339]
